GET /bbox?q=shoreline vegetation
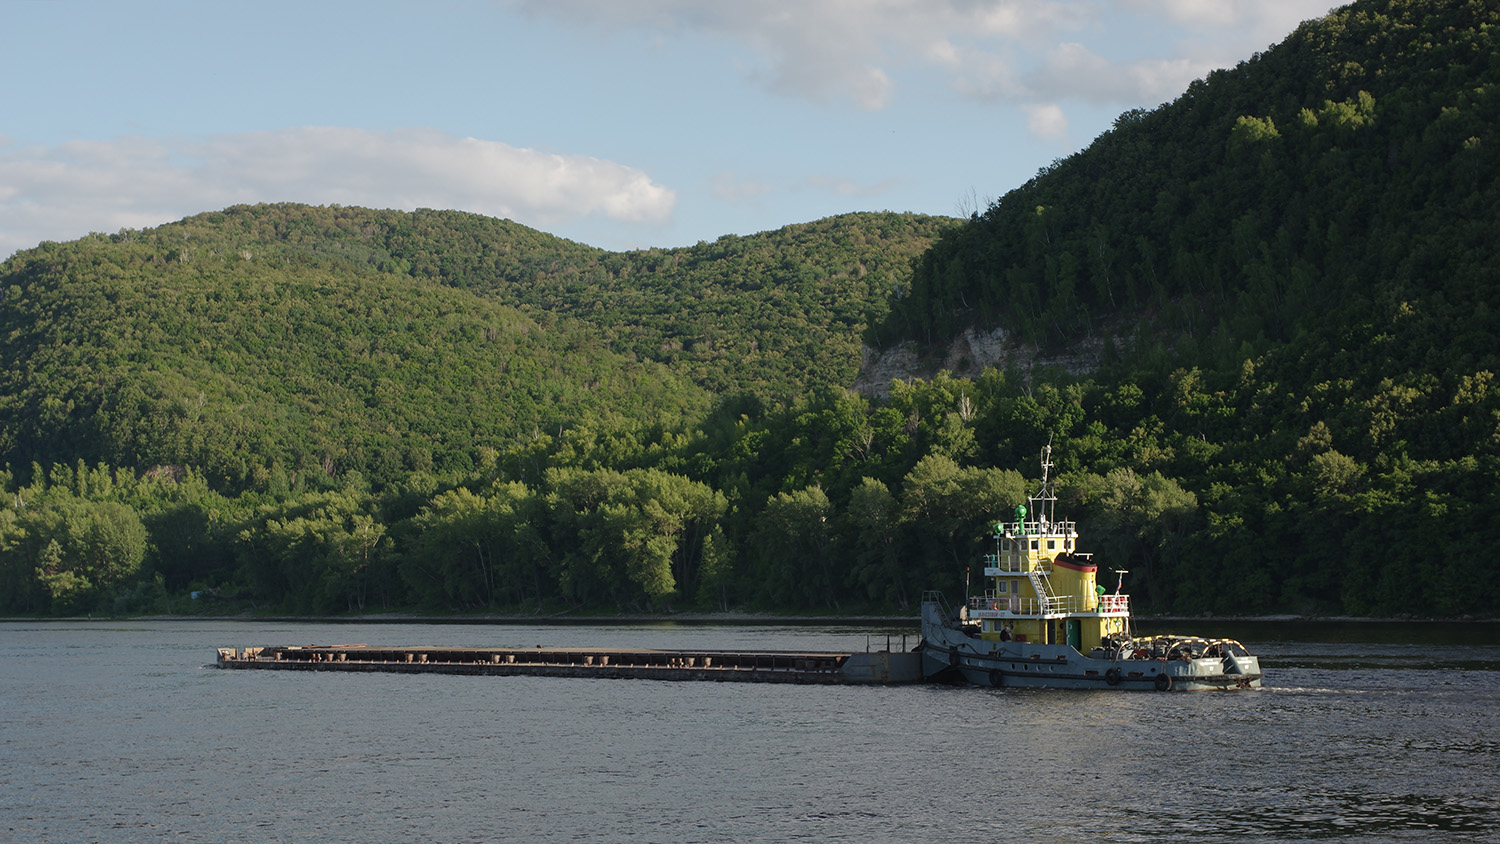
[3,3,1499,624]
[5,611,1495,625]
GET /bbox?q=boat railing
[923,590,957,622]
[966,593,1074,615]
[1098,594,1130,614]
[968,593,1128,616]
[994,519,1078,538]
[982,555,1054,574]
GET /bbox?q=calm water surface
[2,619,1498,843]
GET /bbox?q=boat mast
[1030,442,1057,531]
[1112,568,1131,638]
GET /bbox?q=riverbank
[4,611,1495,624]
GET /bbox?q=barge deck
[214,644,923,685]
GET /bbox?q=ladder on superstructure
[1027,567,1060,615]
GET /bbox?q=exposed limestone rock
[851,344,921,396]
[852,325,1114,396]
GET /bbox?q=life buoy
[1105,667,1121,686]
[1154,672,1173,692]
[989,668,1004,687]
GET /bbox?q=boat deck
[214,644,922,685]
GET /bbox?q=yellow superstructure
[963,449,1130,653]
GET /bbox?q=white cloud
[804,173,901,198]
[508,0,1334,109]
[710,171,774,204]
[1036,42,1122,98]
[1127,0,1333,36]
[1023,103,1070,143]
[510,0,1081,110]
[947,45,1028,102]
[1024,42,1216,105]
[0,127,675,257]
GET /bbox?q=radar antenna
[1029,440,1058,528]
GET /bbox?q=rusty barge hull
[215,645,922,685]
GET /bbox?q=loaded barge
[215,644,924,685]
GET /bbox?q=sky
[1,0,1340,259]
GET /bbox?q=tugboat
[919,446,1261,691]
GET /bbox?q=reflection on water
[2,619,1498,843]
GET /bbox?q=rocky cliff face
[851,326,1112,396]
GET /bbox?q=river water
[2,619,1497,843]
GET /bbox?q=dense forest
[2,0,1497,619]
[0,206,951,488]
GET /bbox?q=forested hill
[0,215,698,490]
[877,0,1498,358]
[4,0,1499,621]
[151,205,952,395]
[0,205,953,486]
[861,0,1500,617]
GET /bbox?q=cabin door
[1065,618,1081,650]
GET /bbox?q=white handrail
[995,519,1078,537]
[967,593,1130,616]
[983,555,1054,574]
